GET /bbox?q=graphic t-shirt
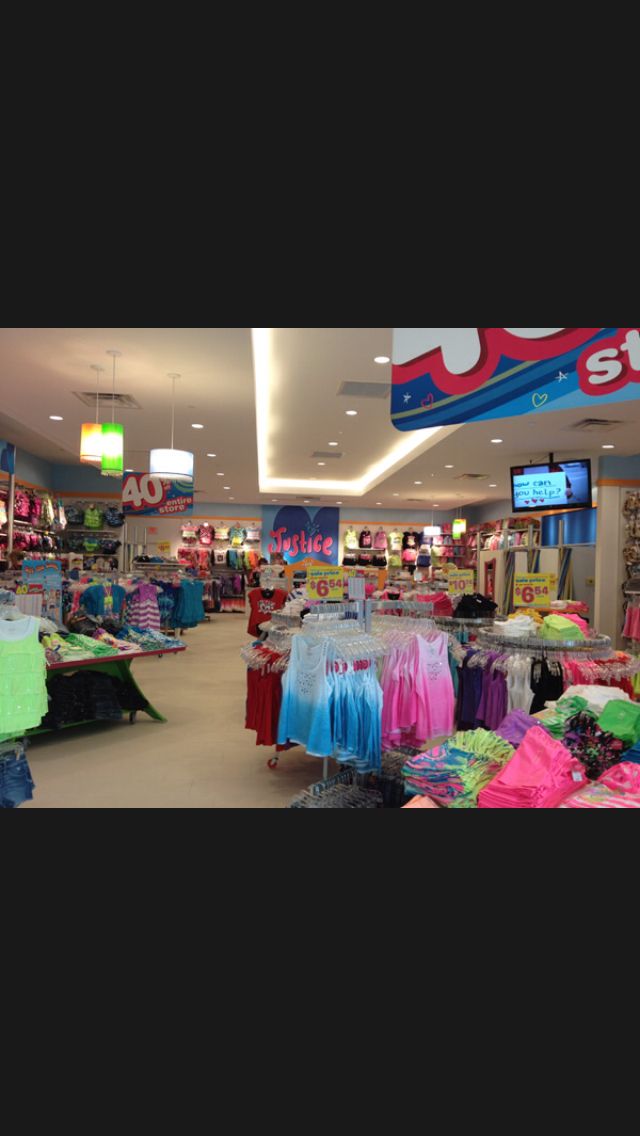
[247,589,288,637]
[389,530,403,552]
[344,528,359,551]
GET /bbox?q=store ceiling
[1,327,639,509]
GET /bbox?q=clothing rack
[475,627,614,656]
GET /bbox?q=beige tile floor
[24,617,329,809]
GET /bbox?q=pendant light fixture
[149,374,194,482]
[424,509,441,538]
[101,350,125,478]
[80,364,105,464]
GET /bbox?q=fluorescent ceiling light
[445,464,454,469]
[328,442,339,447]
[192,423,204,430]
[50,415,63,421]
[251,328,449,497]
[491,439,503,444]
[375,356,390,364]
[602,444,615,450]
[414,481,423,486]
[346,410,358,417]
[207,453,217,458]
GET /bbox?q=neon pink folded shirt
[560,762,640,808]
[561,613,590,636]
[479,726,586,808]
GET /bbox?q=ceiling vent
[337,381,391,400]
[312,451,343,460]
[455,473,489,481]
[570,418,624,433]
[74,392,141,410]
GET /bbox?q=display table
[27,646,187,736]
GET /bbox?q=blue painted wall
[542,509,597,546]
[599,453,640,480]
[14,449,54,489]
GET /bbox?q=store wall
[52,463,116,495]
[594,452,640,644]
[15,450,54,489]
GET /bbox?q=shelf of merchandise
[27,645,187,736]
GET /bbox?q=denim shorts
[0,753,35,808]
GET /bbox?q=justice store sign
[264,505,339,566]
[391,328,640,430]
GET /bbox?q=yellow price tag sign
[514,573,553,608]
[449,570,475,596]
[308,568,344,601]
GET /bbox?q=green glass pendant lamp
[102,350,125,478]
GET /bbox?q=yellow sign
[449,569,475,596]
[514,573,553,608]
[307,567,344,601]
[157,542,172,557]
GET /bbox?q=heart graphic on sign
[532,393,549,409]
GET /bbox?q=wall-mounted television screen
[511,460,593,513]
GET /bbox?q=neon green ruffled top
[0,618,48,741]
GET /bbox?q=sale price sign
[123,473,193,517]
[449,570,475,596]
[514,573,553,609]
[308,568,344,601]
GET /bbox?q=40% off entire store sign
[122,473,194,517]
[391,328,640,429]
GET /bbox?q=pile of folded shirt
[403,729,514,809]
[597,699,640,747]
[478,726,587,808]
[118,627,184,651]
[537,696,593,739]
[559,763,640,808]
[495,709,540,747]
[562,711,626,781]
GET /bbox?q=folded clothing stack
[560,763,640,808]
[403,729,514,809]
[495,709,540,747]
[478,726,587,808]
[537,696,593,739]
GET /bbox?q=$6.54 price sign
[514,573,552,609]
[307,568,344,601]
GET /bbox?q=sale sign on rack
[514,574,553,609]
[391,328,640,431]
[449,570,475,597]
[122,473,193,517]
[307,568,344,601]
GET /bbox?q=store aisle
[24,618,326,809]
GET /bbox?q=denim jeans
[0,752,35,808]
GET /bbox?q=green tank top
[0,618,48,741]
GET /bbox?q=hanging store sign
[514,573,553,609]
[264,505,339,566]
[391,328,640,430]
[122,473,193,517]
[0,440,16,476]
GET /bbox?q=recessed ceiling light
[336,500,343,505]
[414,481,423,486]
[346,410,358,417]
[374,356,391,365]
[393,493,400,497]
[125,469,134,473]
[376,502,382,506]
[433,505,440,509]
[223,486,231,491]
[602,444,616,450]
[304,499,310,504]
[328,442,339,447]
[317,462,326,467]
[207,453,217,458]
[49,415,63,421]
[192,424,205,429]
[490,484,498,488]
[491,439,503,445]
[445,464,454,469]
[229,497,235,501]
[217,473,225,477]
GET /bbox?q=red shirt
[247,589,288,637]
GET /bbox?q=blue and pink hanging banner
[262,505,340,566]
[0,440,16,475]
[391,328,640,430]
